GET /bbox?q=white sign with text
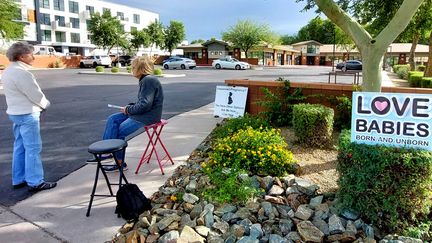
[214,86,248,118]
[351,92,432,151]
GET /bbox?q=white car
[212,57,250,70]
[80,55,112,68]
[163,57,196,70]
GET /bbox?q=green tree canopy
[87,11,125,53]
[130,29,150,53]
[146,19,164,55]
[0,0,24,40]
[163,20,186,55]
[222,20,277,60]
[297,0,423,91]
[191,39,206,44]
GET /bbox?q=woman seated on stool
[88,56,164,172]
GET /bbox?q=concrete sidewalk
[0,103,221,243]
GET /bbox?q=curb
[77,71,186,78]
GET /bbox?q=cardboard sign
[214,86,248,118]
[351,92,432,151]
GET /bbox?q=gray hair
[6,42,34,62]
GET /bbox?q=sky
[106,0,318,42]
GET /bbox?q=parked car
[336,60,362,71]
[80,55,112,68]
[112,55,135,66]
[33,45,65,56]
[163,57,196,69]
[212,57,250,70]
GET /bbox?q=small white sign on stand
[214,86,248,118]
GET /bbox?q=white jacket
[2,61,50,115]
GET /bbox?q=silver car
[163,57,196,70]
[212,57,250,70]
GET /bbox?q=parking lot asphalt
[0,65,361,206]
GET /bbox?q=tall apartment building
[12,0,160,56]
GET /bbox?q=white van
[33,45,64,56]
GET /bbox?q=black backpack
[115,183,152,221]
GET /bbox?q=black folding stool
[86,139,128,217]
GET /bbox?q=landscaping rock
[295,204,314,220]
[268,185,285,196]
[178,225,205,243]
[182,193,199,204]
[297,221,325,243]
[158,230,179,243]
[329,214,345,234]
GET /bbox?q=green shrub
[126,66,132,73]
[408,72,424,87]
[111,67,119,73]
[257,78,305,126]
[417,65,426,72]
[208,126,297,177]
[201,166,258,204]
[95,66,104,72]
[338,130,432,236]
[211,114,270,140]
[292,103,334,147]
[153,68,162,75]
[396,65,410,79]
[329,96,352,131]
[393,64,409,74]
[421,77,432,88]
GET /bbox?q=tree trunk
[425,31,432,77]
[408,32,419,71]
[244,49,249,63]
[315,0,423,92]
[361,49,384,92]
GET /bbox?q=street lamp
[332,25,336,71]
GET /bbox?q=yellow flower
[170,195,177,201]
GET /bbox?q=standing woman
[88,56,164,171]
[2,42,56,191]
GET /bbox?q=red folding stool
[135,119,174,175]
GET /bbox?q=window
[53,0,64,11]
[39,0,49,9]
[41,30,51,41]
[130,26,137,32]
[71,33,80,43]
[55,31,66,42]
[116,12,124,20]
[86,5,94,15]
[68,1,79,13]
[102,8,110,14]
[70,17,79,28]
[55,15,65,27]
[120,25,124,32]
[40,13,50,25]
[133,14,140,24]
[87,34,92,44]
[86,20,91,30]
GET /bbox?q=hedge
[338,130,432,233]
[292,103,334,147]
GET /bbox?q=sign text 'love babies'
[351,92,432,151]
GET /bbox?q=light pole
[332,24,336,71]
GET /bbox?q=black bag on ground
[115,183,152,221]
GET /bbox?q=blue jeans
[103,113,143,161]
[8,112,44,187]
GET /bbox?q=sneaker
[87,154,113,162]
[13,182,27,189]
[28,182,57,192]
[103,163,128,173]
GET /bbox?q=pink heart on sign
[374,100,388,111]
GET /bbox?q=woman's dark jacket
[126,75,163,125]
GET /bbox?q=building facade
[179,39,299,66]
[11,0,161,56]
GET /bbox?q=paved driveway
[0,65,354,206]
